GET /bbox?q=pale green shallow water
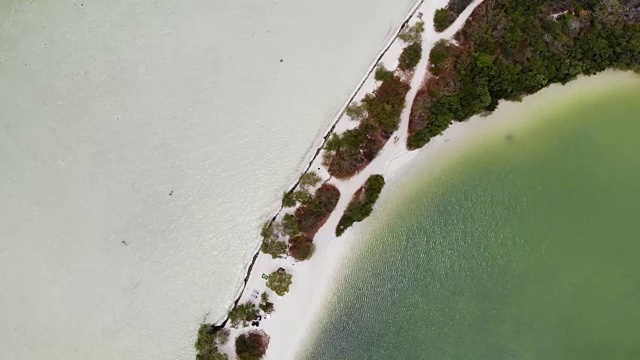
[305,78,640,359]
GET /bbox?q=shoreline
[207,0,487,359]
[202,0,640,355]
[208,0,429,331]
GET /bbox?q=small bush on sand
[266,270,293,296]
[195,324,229,360]
[235,330,270,360]
[259,292,274,314]
[228,302,259,327]
[434,8,455,32]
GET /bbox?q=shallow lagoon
[306,75,640,359]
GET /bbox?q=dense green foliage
[260,222,287,258]
[281,191,296,207]
[375,65,395,82]
[324,77,410,178]
[228,302,260,327]
[434,0,474,32]
[428,39,457,76]
[336,175,386,236]
[398,42,422,71]
[235,331,269,360]
[408,0,640,149]
[289,235,316,261]
[281,213,299,237]
[266,270,293,296]
[345,102,367,121]
[299,172,322,188]
[294,184,340,235]
[434,8,455,32]
[195,325,229,360]
[260,237,287,259]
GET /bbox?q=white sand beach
[216,1,486,358]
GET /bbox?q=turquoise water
[305,78,640,359]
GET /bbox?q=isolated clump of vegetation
[336,175,386,236]
[235,330,270,360]
[375,64,395,82]
[399,21,425,43]
[398,42,422,71]
[228,302,260,327]
[195,324,229,360]
[258,292,274,314]
[288,235,315,261]
[408,0,640,150]
[294,183,340,236]
[266,269,293,296]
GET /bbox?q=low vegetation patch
[375,64,395,82]
[324,77,410,178]
[294,183,340,236]
[266,269,293,296]
[434,8,455,32]
[259,222,287,259]
[288,235,315,261]
[399,21,425,43]
[195,324,229,360]
[398,42,422,71]
[235,330,270,360]
[336,175,386,236]
[258,292,274,314]
[228,302,260,328]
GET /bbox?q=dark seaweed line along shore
[193,2,429,359]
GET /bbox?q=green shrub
[434,8,454,32]
[398,42,422,71]
[324,77,409,178]
[336,175,386,235]
[345,101,367,120]
[299,172,322,188]
[281,214,299,237]
[294,184,340,235]
[374,65,395,82]
[429,39,455,76]
[289,236,315,261]
[235,330,269,360]
[293,189,312,203]
[195,325,229,360]
[399,21,425,43]
[282,192,296,207]
[266,270,293,296]
[260,237,287,259]
[228,302,259,327]
[259,292,274,314]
